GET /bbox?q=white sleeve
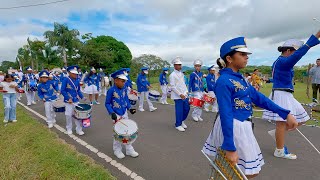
[169,73,181,95]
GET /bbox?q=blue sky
[0,0,320,66]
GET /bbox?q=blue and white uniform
[83,71,100,95]
[22,67,37,105]
[159,68,169,104]
[263,35,320,122]
[202,37,291,175]
[204,66,218,112]
[105,69,138,158]
[136,67,156,112]
[189,60,204,121]
[169,57,190,131]
[59,67,68,89]
[37,71,59,127]
[60,65,85,135]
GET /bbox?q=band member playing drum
[169,57,190,132]
[204,65,218,112]
[22,66,37,106]
[159,67,169,105]
[37,70,59,128]
[59,67,68,90]
[262,30,320,159]
[61,65,86,135]
[202,37,298,178]
[83,67,101,105]
[189,59,204,122]
[105,69,138,159]
[136,67,157,112]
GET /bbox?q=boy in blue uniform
[204,66,218,112]
[159,68,169,104]
[22,67,37,106]
[105,69,138,159]
[61,65,86,135]
[263,30,320,159]
[37,70,59,128]
[136,67,157,112]
[189,59,204,121]
[202,37,298,178]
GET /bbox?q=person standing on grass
[136,67,157,112]
[37,70,59,128]
[61,65,86,136]
[262,30,320,160]
[169,57,190,132]
[189,59,204,122]
[159,67,169,104]
[251,69,261,91]
[0,74,19,123]
[309,58,320,102]
[202,37,297,178]
[105,69,138,159]
[83,67,101,105]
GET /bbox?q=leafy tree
[79,35,132,73]
[0,61,18,72]
[131,54,170,77]
[43,22,80,66]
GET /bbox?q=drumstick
[117,120,128,127]
[73,103,84,109]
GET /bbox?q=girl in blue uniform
[202,37,298,178]
[262,30,320,160]
[83,67,101,105]
[37,70,59,128]
[204,65,218,112]
[159,68,169,104]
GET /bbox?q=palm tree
[43,22,80,66]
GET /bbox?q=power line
[0,0,71,10]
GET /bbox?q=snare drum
[203,93,215,104]
[74,103,92,119]
[148,90,161,101]
[189,97,205,107]
[53,100,65,112]
[27,80,37,91]
[113,119,138,144]
[128,94,138,105]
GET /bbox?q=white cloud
[1,0,320,67]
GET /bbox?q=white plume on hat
[193,59,203,65]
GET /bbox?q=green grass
[0,96,115,180]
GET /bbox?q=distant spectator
[309,58,320,102]
[251,69,261,91]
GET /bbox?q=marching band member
[136,67,157,112]
[59,67,68,90]
[159,67,169,104]
[14,75,23,100]
[169,57,190,132]
[98,68,105,96]
[189,59,204,122]
[105,69,138,159]
[124,68,133,91]
[22,67,37,106]
[0,74,19,123]
[262,30,320,160]
[61,65,85,135]
[204,65,218,112]
[202,37,298,178]
[83,67,101,105]
[37,70,59,128]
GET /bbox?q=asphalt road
[19,95,320,180]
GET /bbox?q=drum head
[76,103,91,111]
[114,119,138,136]
[150,90,160,96]
[128,94,138,100]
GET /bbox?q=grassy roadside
[0,95,115,180]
